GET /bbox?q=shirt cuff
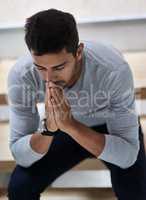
[11,134,47,167]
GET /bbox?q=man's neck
[68,57,83,88]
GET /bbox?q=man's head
[25,9,84,88]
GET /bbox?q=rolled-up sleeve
[7,67,46,167]
[98,63,140,169]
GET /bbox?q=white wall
[0,0,146,58]
[0,0,146,24]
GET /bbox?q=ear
[76,43,84,62]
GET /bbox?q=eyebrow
[33,61,67,69]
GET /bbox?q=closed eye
[33,63,46,71]
[54,66,65,70]
[37,67,46,71]
[33,62,66,71]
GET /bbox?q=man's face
[31,44,83,89]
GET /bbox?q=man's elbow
[10,144,34,168]
[120,141,140,169]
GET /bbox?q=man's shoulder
[10,53,33,77]
[83,41,127,71]
[7,53,41,105]
[8,53,34,85]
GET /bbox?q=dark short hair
[25,9,79,56]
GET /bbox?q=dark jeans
[8,123,146,200]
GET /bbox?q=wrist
[63,117,78,134]
[40,118,58,136]
[46,118,58,132]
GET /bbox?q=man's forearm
[65,119,105,157]
[30,133,54,154]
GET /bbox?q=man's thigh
[103,125,146,200]
[9,131,94,195]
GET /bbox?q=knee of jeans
[8,172,32,196]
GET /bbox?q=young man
[7,9,146,200]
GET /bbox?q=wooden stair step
[0,188,116,200]
[51,170,111,188]
[42,188,116,200]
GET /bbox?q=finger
[45,89,55,119]
[45,82,50,98]
[51,95,62,115]
[46,86,54,106]
[50,87,61,106]
[45,82,50,102]
[47,82,60,104]
[53,87,65,106]
[54,87,70,110]
[51,97,60,120]
[46,103,54,119]
[51,94,68,128]
[45,89,52,113]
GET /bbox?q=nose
[45,69,57,82]
[45,69,53,82]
